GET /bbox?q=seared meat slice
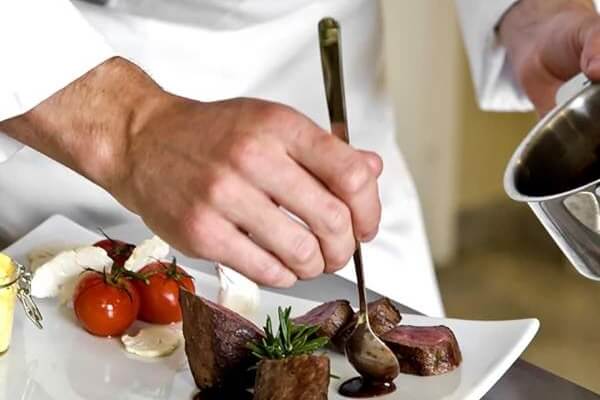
[366,297,402,335]
[380,325,462,376]
[180,290,263,390]
[292,300,353,339]
[334,298,402,349]
[254,355,330,400]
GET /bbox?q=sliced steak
[366,297,403,335]
[334,298,402,350]
[180,290,264,390]
[292,300,353,339]
[380,325,462,376]
[254,355,330,400]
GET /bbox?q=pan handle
[555,72,591,106]
[531,190,600,280]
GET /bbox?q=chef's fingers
[580,17,600,79]
[207,171,326,280]
[288,132,382,242]
[358,150,384,178]
[214,227,299,288]
[237,153,355,273]
[178,207,296,287]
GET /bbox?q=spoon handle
[319,17,368,316]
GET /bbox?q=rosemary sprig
[247,306,329,360]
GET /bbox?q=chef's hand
[0,57,383,287]
[499,0,600,115]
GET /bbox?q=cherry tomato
[73,270,140,337]
[94,235,135,268]
[134,259,195,324]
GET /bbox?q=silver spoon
[318,17,400,383]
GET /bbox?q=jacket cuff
[455,0,534,112]
[0,134,23,163]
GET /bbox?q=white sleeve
[0,0,117,162]
[455,0,600,112]
[454,0,532,112]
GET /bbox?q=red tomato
[73,271,140,337]
[93,232,135,268]
[134,259,195,324]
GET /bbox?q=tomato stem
[97,227,115,244]
[161,257,193,283]
[121,268,151,285]
[80,266,141,301]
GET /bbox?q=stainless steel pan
[505,73,600,280]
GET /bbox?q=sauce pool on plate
[339,377,396,398]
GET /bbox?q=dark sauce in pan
[339,377,396,398]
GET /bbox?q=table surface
[107,222,600,400]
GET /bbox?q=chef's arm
[0,58,159,187]
[0,55,384,288]
[498,0,600,115]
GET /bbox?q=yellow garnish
[0,253,17,354]
[0,253,14,282]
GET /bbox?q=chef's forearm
[0,57,166,191]
[499,0,596,52]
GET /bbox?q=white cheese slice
[31,246,113,301]
[121,325,182,358]
[216,263,260,319]
[124,236,169,272]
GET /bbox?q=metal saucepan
[504,73,600,280]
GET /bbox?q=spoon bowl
[345,316,400,381]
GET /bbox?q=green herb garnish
[247,306,329,360]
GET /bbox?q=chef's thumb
[581,19,600,81]
[358,150,383,178]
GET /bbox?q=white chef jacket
[0,0,549,317]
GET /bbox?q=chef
[0,0,598,317]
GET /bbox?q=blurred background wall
[380,0,600,394]
[380,0,535,265]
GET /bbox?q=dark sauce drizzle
[339,376,396,398]
[193,387,253,400]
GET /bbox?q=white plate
[0,215,539,400]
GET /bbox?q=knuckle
[324,244,353,272]
[291,232,319,264]
[255,261,293,286]
[181,208,219,256]
[257,102,311,142]
[296,261,324,280]
[337,158,371,195]
[249,102,292,134]
[277,277,297,288]
[249,260,277,283]
[258,101,293,123]
[229,135,261,171]
[204,172,236,205]
[323,200,351,234]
